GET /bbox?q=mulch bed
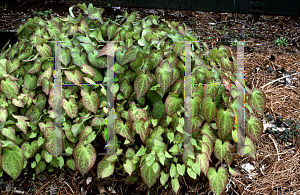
[0,0,299,194]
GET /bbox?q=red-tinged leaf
[134,71,153,100]
[82,64,95,77]
[96,44,115,57]
[36,43,51,58]
[44,126,64,158]
[0,77,19,99]
[41,77,50,95]
[80,89,99,114]
[132,118,150,144]
[27,60,41,74]
[37,66,53,86]
[12,98,24,107]
[121,45,140,65]
[196,152,209,176]
[114,119,134,143]
[73,142,96,177]
[6,58,20,74]
[155,60,173,93]
[120,78,133,99]
[140,159,160,189]
[2,145,24,180]
[64,69,83,84]
[1,127,16,141]
[0,108,8,123]
[201,94,217,123]
[62,97,78,119]
[21,140,38,159]
[16,119,28,134]
[165,92,183,116]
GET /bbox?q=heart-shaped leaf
[176,164,185,176]
[120,78,133,99]
[124,159,133,176]
[0,77,19,99]
[16,119,28,134]
[62,97,78,119]
[64,69,83,84]
[114,119,134,143]
[134,71,153,100]
[44,126,64,158]
[245,114,263,142]
[216,108,235,140]
[171,178,180,194]
[36,43,51,58]
[24,74,38,91]
[97,157,115,179]
[1,127,16,141]
[2,145,24,180]
[35,160,46,174]
[73,142,96,177]
[6,59,20,74]
[155,60,173,93]
[201,94,217,123]
[140,159,160,189]
[121,45,140,65]
[207,166,228,195]
[12,98,24,107]
[81,89,99,114]
[248,88,266,115]
[82,64,95,77]
[21,140,38,159]
[213,139,231,162]
[165,92,183,116]
[61,48,71,66]
[27,60,41,74]
[160,170,169,185]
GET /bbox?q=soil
[0,0,299,194]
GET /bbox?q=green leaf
[6,59,20,74]
[201,94,217,123]
[121,45,140,65]
[35,160,46,174]
[73,142,96,177]
[136,145,146,156]
[2,145,24,180]
[31,161,36,168]
[228,166,240,176]
[192,162,201,175]
[114,119,134,143]
[64,69,83,84]
[71,123,84,138]
[0,77,19,99]
[160,170,169,185]
[170,163,177,178]
[66,158,75,170]
[248,88,266,115]
[21,140,38,159]
[24,74,38,91]
[196,153,209,176]
[213,139,231,162]
[140,159,160,188]
[36,43,51,58]
[245,114,263,142]
[57,156,64,169]
[97,157,115,179]
[152,161,159,173]
[81,89,99,114]
[45,152,53,163]
[187,167,197,179]
[0,108,8,124]
[1,127,16,141]
[124,159,133,175]
[44,126,64,158]
[207,166,228,195]
[176,164,185,176]
[62,97,78,119]
[171,178,180,194]
[134,71,153,100]
[165,92,183,116]
[216,108,235,140]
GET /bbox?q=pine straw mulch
[0,1,300,194]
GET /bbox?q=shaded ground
[0,0,299,194]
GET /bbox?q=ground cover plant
[0,3,267,194]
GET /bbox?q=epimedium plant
[0,3,267,195]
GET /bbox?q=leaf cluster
[0,3,268,195]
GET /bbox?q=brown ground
[0,0,299,194]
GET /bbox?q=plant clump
[0,3,267,194]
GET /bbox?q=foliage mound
[0,3,267,194]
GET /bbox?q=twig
[261,72,300,89]
[268,134,280,161]
[64,181,74,194]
